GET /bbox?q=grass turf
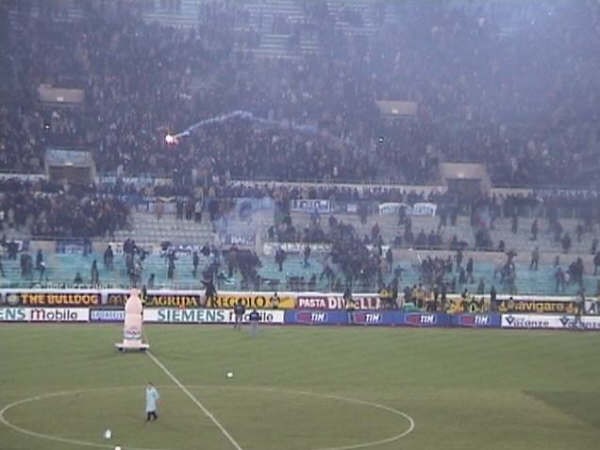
[0,324,599,450]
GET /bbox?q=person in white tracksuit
[145,382,160,421]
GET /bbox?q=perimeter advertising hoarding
[494,299,578,314]
[106,292,202,308]
[287,310,405,326]
[3,306,600,330]
[106,292,295,309]
[0,307,27,321]
[450,314,500,328]
[143,308,285,324]
[0,307,89,322]
[501,314,600,330]
[28,308,89,322]
[3,292,101,307]
[287,310,345,325]
[557,315,600,330]
[90,309,125,322]
[296,295,381,310]
[403,313,450,327]
[208,293,295,310]
[284,311,499,327]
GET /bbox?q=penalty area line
[146,350,244,450]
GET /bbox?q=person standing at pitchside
[248,308,261,337]
[233,299,246,330]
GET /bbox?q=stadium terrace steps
[250,33,318,58]
[143,0,201,28]
[240,0,318,58]
[285,211,600,259]
[244,0,306,34]
[488,217,599,255]
[326,0,379,36]
[1,243,594,295]
[7,4,84,23]
[113,212,216,246]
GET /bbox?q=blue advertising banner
[285,311,475,327]
[450,313,501,328]
[288,310,346,325]
[92,308,500,328]
[90,309,125,322]
[352,311,407,325]
[402,312,450,327]
[285,310,448,326]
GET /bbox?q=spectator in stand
[3,2,600,188]
[275,246,286,272]
[303,244,310,268]
[531,220,539,241]
[90,259,99,286]
[530,247,540,271]
[104,245,114,271]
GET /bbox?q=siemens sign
[143,308,285,324]
[0,307,27,321]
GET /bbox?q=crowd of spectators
[2,0,600,296]
[0,178,129,237]
[1,0,599,188]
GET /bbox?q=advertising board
[351,311,404,325]
[286,310,403,326]
[90,309,125,322]
[403,313,449,327]
[4,291,101,307]
[107,292,294,309]
[561,315,600,330]
[494,299,578,314]
[296,294,381,310]
[451,314,501,328]
[0,307,27,321]
[106,292,202,308]
[28,308,89,322]
[501,314,561,329]
[501,314,600,330]
[143,308,285,324]
[289,310,345,325]
[208,293,295,310]
[0,307,89,322]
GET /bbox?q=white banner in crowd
[262,242,332,256]
[411,202,437,216]
[290,199,332,213]
[378,202,437,216]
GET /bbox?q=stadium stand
[1,0,600,302]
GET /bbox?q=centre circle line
[0,385,415,450]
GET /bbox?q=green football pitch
[0,325,599,450]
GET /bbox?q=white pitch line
[0,385,414,450]
[146,351,244,450]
